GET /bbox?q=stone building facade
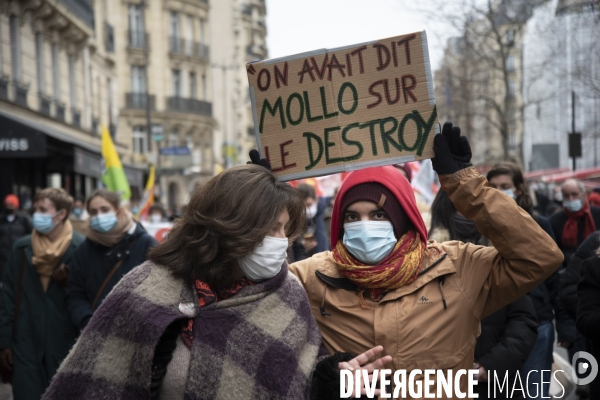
[210,0,267,170]
[106,0,215,209]
[0,0,139,205]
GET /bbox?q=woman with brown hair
[0,188,84,399]
[44,163,389,400]
[66,189,157,330]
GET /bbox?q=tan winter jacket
[289,167,563,398]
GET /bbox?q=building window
[107,77,114,135]
[189,72,197,99]
[509,131,516,150]
[186,15,194,55]
[68,56,77,107]
[508,81,516,99]
[52,44,60,99]
[508,107,516,125]
[201,73,206,100]
[9,15,21,83]
[128,4,145,47]
[199,19,205,45]
[35,33,45,94]
[172,69,182,97]
[506,55,515,72]
[170,11,180,38]
[105,22,115,53]
[505,29,515,44]
[131,65,146,93]
[168,129,179,147]
[132,126,148,154]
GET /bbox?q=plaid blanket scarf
[42,261,323,399]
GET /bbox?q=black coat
[576,255,600,400]
[0,211,32,277]
[474,296,538,400]
[66,223,157,330]
[560,231,600,321]
[549,206,600,267]
[0,232,84,399]
[527,215,575,343]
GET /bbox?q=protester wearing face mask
[549,179,600,269]
[0,188,84,399]
[297,183,330,257]
[486,163,574,399]
[289,122,563,395]
[44,164,390,400]
[65,189,156,331]
[68,197,89,235]
[0,194,32,281]
[147,204,168,223]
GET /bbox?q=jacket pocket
[393,274,480,371]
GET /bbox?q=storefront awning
[0,109,102,153]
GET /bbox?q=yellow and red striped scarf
[332,230,426,307]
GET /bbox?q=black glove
[310,352,369,400]
[246,149,272,171]
[431,122,472,175]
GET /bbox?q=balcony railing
[169,37,210,61]
[125,92,156,110]
[195,43,210,60]
[39,94,51,115]
[14,81,29,107]
[128,30,148,49]
[169,36,185,54]
[246,44,267,61]
[167,97,212,116]
[71,108,81,127]
[55,100,65,122]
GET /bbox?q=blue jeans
[521,321,555,399]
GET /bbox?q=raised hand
[247,149,272,171]
[431,122,472,175]
[338,345,393,397]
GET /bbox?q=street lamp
[151,124,164,202]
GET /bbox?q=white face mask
[150,214,162,223]
[501,188,515,199]
[306,203,318,220]
[238,236,288,281]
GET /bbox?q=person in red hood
[284,122,564,397]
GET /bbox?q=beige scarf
[32,220,74,292]
[85,207,134,248]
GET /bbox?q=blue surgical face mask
[90,212,118,233]
[72,207,83,218]
[342,221,397,265]
[563,199,583,213]
[33,212,58,235]
[501,189,515,199]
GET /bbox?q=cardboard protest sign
[247,31,439,181]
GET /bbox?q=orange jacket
[289,167,563,398]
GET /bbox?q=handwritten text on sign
[247,31,438,180]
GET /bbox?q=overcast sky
[265,0,454,73]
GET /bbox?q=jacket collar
[314,242,453,302]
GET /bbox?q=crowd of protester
[0,125,598,399]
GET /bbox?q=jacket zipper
[438,276,447,310]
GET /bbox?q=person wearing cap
[289,122,563,395]
[0,195,32,280]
